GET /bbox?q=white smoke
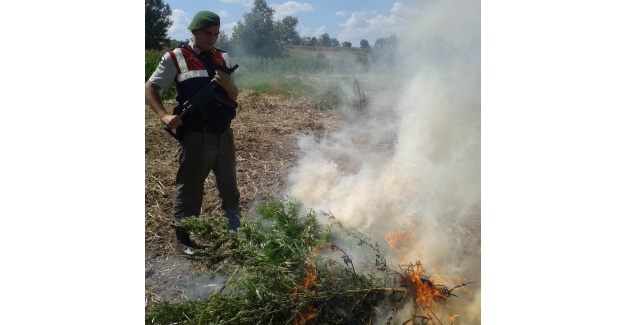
[287,0,481,323]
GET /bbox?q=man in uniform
[145,11,241,256]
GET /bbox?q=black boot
[175,229,196,256]
[224,208,241,231]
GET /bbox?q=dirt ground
[145,91,341,308]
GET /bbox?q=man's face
[193,26,220,51]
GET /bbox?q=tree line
[145,0,397,56]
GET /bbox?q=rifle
[164,64,239,139]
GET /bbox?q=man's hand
[213,70,238,101]
[146,81,183,128]
[161,114,183,130]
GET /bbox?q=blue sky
[165,0,420,46]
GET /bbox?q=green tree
[231,0,284,57]
[319,32,331,47]
[342,41,352,48]
[165,39,185,49]
[275,16,300,46]
[374,34,398,48]
[371,35,398,69]
[145,0,173,50]
[216,31,233,52]
[360,39,370,49]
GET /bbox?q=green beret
[188,11,220,30]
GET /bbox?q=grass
[145,197,390,325]
[145,47,369,101]
[144,47,477,323]
[145,196,468,325]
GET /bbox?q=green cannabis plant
[146,196,469,325]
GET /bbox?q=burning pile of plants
[145,197,473,325]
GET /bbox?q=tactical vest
[167,46,236,126]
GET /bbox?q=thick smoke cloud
[287,0,480,323]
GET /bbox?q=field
[144,45,481,324]
[144,46,362,308]
[145,93,346,299]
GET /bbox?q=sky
[164,0,419,46]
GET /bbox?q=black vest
[169,46,236,126]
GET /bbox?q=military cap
[188,11,220,30]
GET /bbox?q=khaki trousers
[170,128,240,228]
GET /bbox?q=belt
[184,122,230,134]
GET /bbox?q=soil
[144,91,341,308]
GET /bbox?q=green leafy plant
[146,197,471,325]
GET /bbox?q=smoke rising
[287,0,480,323]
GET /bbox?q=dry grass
[145,91,341,306]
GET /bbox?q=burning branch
[146,197,475,325]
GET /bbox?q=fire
[291,252,319,324]
[292,305,317,325]
[385,228,472,322]
[404,262,447,317]
[384,229,416,260]
[327,242,342,253]
[301,266,317,292]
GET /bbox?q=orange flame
[292,305,317,325]
[291,249,320,324]
[405,262,447,316]
[301,266,317,292]
[291,267,318,324]
[384,229,416,260]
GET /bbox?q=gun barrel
[220,64,239,75]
